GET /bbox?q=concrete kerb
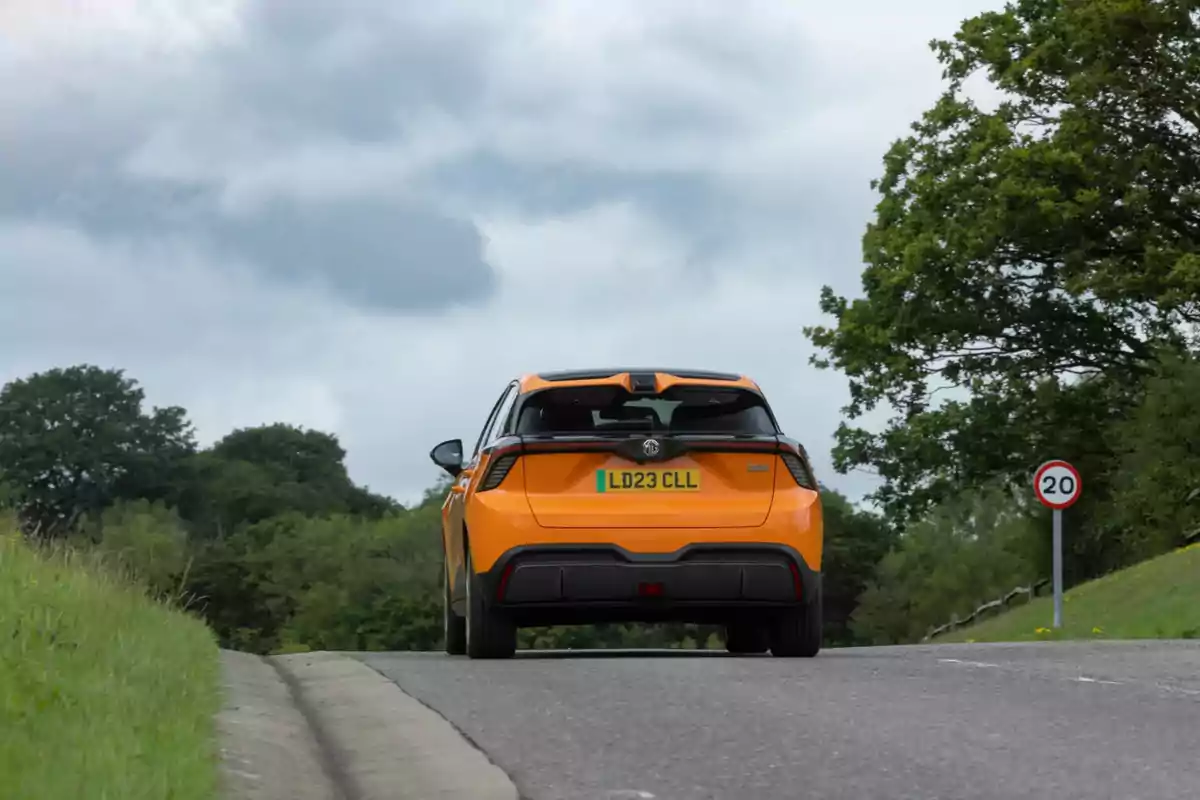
[216,649,342,800]
[272,651,521,800]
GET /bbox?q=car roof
[517,368,761,395]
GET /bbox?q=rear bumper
[485,543,817,611]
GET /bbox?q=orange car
[430,368,824,659]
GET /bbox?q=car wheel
[443,561,467,656]
[465,549,517,660]
[770,587,822,658]
[724,622,770,654]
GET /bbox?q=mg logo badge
[642,438,662,457]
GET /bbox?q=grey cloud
[0,0,501,313]
[430,149,873,290]
[0,153,495,312]
[217,0,495,141]
[434,155,731,252]
[213,198,493,312]
[2,0,860,315]
[0,0,941,508]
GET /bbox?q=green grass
[942,541,1200,643]
[0,528,220,800]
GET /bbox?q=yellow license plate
[596,468,701,492]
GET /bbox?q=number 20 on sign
[1034,460,1082,629]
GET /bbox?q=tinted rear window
[513,385,777,436]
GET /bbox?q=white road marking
[606,792,656,799]
[936,653,1199,697]
[938,658,999,668]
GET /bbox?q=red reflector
[638,581,664,597]
[496,563,516,601]
[788,563,803,600]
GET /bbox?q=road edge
[216,649,343,800]
[273,651,520,800]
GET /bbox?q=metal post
[1052,508,1063,628]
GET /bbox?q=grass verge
[942,541,1200,643]
[0,528,220,800]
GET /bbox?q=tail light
[478,453,519,491]
[496,562,516,600]
[779,452,816,490]
[789,562,804,600]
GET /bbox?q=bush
[851,485,1039,644]
[80,500,192,600]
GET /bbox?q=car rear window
[513,385,777,436]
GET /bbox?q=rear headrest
[669,405,710,425]
[670,403,733,432]
[520,404,595,433]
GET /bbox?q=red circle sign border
[1033,460,1082,510]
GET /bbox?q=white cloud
[0,220,348,437]
[0,0,1006,506]
[0,0,243,52]
[111,0,984,215]
[304,200,864,499]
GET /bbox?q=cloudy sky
[0,0,998,506]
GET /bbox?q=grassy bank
[942,542,1200,643]
[0,528,220,800]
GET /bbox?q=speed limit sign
[1034,460,1081,510]
[1034,459,1081,629]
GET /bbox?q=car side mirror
[429,439,465,477]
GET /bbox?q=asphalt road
[359,641,1200,800]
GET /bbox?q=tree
[804,0,1200,522]
[1110,352,1200,560]
[819,488,894,645]
[0,365,195,535]
[851,485,1039,644]
[187,495,442,654]
[211,423,353,488]
[178,423,398,536]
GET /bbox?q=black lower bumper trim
[485,543,816,610]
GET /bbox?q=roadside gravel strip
[217,649,520,800]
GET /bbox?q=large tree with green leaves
[819,488,895,645]
[851,485,1040,644]
[177,423,398,537]
[0,365,195,535]
[1109,352,1200,558]
[806,0,1199,521]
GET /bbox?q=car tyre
[465,549,517,660]
[724,622,771,654]
[443,561,467,656]
[770,586,822,658]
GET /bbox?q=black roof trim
[535,367,744,383]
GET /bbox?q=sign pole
[1052,508,1063,628]
[1033,459,1080,631]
